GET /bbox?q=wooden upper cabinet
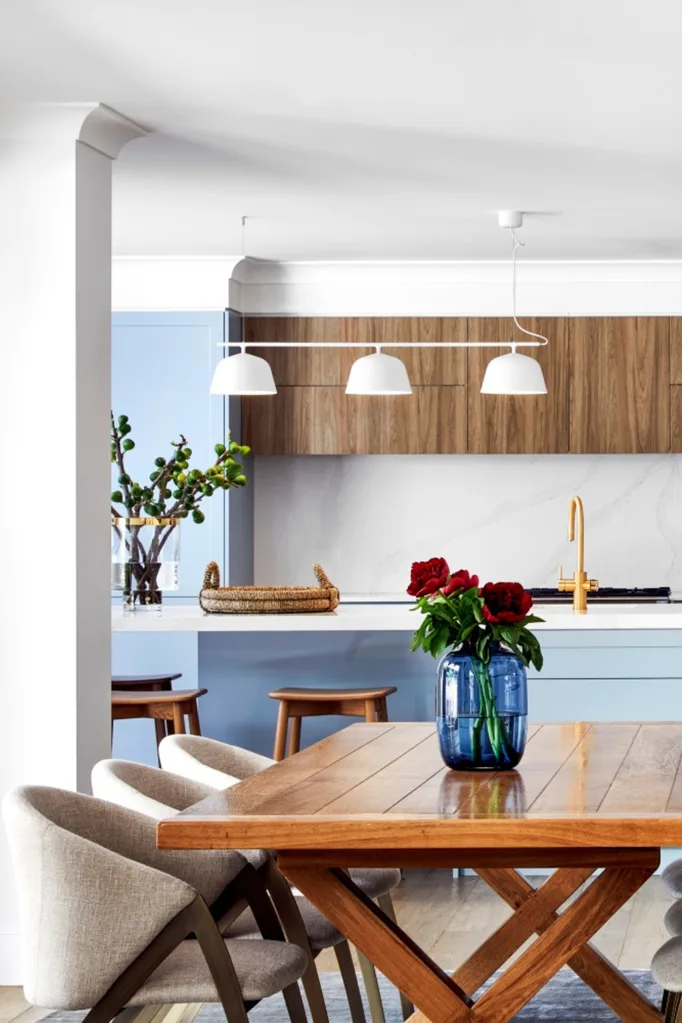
[569,318,670,453]
[242,386,467,455]
[243,317,467,385]
[670,319,682,384]
[669,319,682,452]
[467,318,570,454]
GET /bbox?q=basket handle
[313,563,334,590]
[203,561,221,590]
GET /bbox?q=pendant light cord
[509,227,548,348]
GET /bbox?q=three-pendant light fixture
[210,211,548,398]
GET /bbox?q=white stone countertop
[112,601,682,632]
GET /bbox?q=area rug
[46,969,662,1022]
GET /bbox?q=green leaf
[192,509,205,524]
[154,456,166,467]
[214,442,226,456]
[118,473,131,486]
[111,490,123,503]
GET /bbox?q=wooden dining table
[158,721,682,1023]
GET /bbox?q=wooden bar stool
[268,685,397,760]
[111,673,182,754]
[112,689,207,755]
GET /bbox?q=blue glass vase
[437,647,528,770]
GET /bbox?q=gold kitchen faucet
[557,496,598,614]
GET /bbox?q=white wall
[253,455,682,595]
[0,104,144,986]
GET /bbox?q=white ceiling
[3,0,682,260]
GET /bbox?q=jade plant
[111,412,249,604]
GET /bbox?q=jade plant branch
[110,412,250,601]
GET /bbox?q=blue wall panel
[112,313,227,762]
[111,313,227,599]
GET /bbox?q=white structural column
[0,104,147,983]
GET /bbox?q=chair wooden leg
[241,872,308,1023]
[357,949,386,1023]
[377,698,389,723]
[665,991,682,1023]
[364,700,377,723]
[288,716,302,757]
[377,893,414,1020]
[273,701,290,761]
[192,900,250,1023]
[263,858,330,1023]
[334,940,367,1023]
[187,701,201,736]
[172,704,186,734]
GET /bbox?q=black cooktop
[529,587,671,604]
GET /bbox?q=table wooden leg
[281,864,470,1023]
[478,866,662,1023]
[280,852,662,1023]
[472,864,658,1023]
[453,866,595,994]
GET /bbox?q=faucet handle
[586,578,599,592]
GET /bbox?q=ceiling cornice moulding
[112,255,682,315]
[0,102,148,158]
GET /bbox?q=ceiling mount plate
[498,210,524,229]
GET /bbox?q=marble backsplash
[253,454,682,595]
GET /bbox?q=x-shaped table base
[280,848,662,1023]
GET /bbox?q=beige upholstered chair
[2,786,308,1023]
[92,758,368,1023]
[159,734,274,789]
[653,865,682,1021]
[158,735,412,1023]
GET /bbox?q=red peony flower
[441,569,479,597]
[482,581,533,624]
[407,557,450,598]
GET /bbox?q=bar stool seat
[269,685,397,760]
[112,672,183,757]
[112,688,207,740]
[112,672,182,691]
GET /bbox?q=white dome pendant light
[346,347,412,395]
[209,215,278,396]
[210,344,278,396]
[481,211,548,396]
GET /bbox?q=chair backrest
[93,757,269,872]
[159,734,274,789]
[92,758,216,820]
[2,786,201,1010]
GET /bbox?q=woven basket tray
[199,562,340,614]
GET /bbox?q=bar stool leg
[288,716,302,757]
[172,703,186,734]
[364,699,378,723]
[273,700,290,761]
[154,720,167,760]
[187,700,202,736]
